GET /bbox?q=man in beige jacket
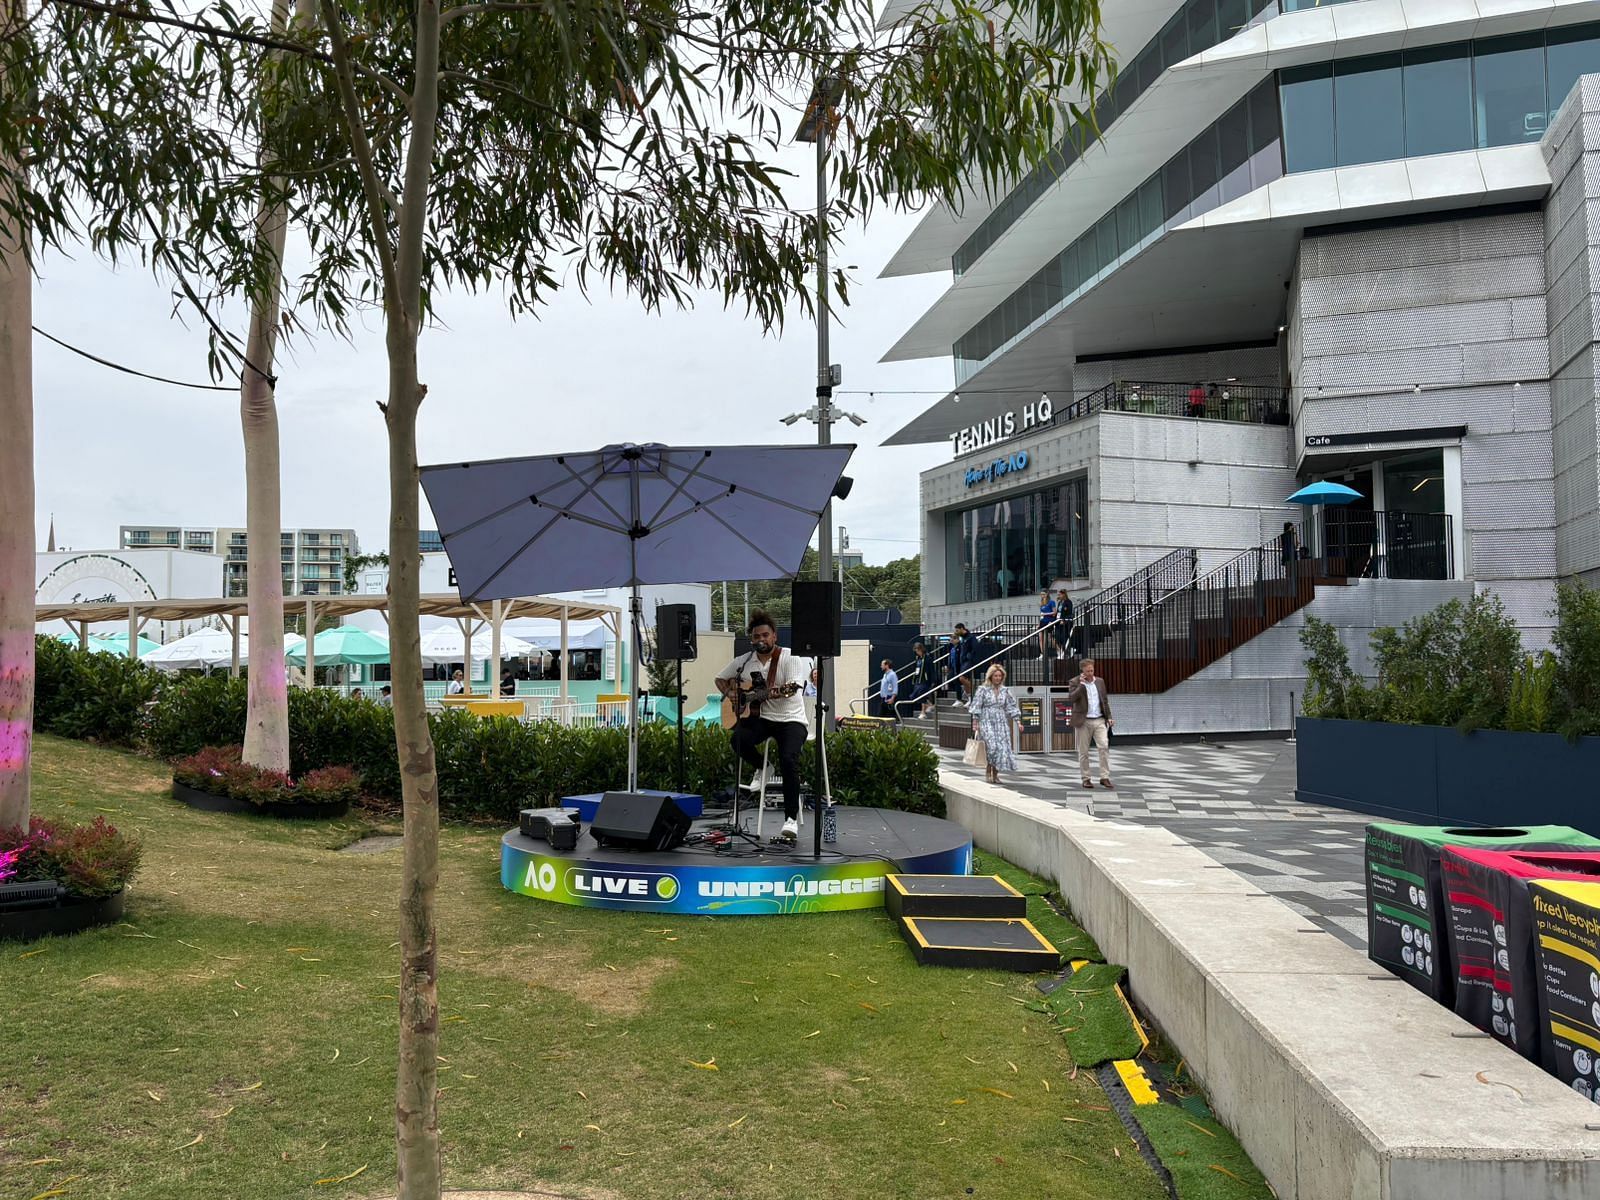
[1066,658,1114,790]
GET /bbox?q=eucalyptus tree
[1,0,1109,1194]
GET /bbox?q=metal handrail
[1056,379,1291,428]
[891,613,1078,721]
[846,613,1012,715]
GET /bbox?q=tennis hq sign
[950,395,1055,458]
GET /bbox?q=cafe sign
[950,395,1054,458]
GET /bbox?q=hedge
[31,638,944,822]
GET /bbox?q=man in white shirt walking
[1066,658,1114,790]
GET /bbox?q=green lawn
[1,736,1168,1200]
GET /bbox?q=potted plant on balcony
[0,815,143,941]
[172,746,360,818]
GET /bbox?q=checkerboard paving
[939,739,1373,950]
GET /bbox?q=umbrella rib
[697,500,795,578]
[644,452,715,529]
[692,468,829,518]
[561,456,633,530]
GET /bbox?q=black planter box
[1296,718,1600,836]
[0,889,124,941]
[171,781,349,820]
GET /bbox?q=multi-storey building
[119,524,359,597]
[883,1,1600,662]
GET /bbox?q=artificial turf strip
[1041,962,1146,1066]
[4,735,1170,1200]
[971,849,1104,962]
[1131,1103,1275,1200]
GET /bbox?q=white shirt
[447,680,465,695]
[716,649,813,726]
[1083,679,1102,719]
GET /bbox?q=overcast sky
[34,204,954,568]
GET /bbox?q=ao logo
[529,862,559,893]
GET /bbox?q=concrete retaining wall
[944,775,1600,1199]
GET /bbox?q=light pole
[796,75,846,715]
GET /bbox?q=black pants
[874,695,897,720]
[730,717,808,819]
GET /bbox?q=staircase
[886,874,1060,971]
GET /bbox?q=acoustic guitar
[720,676,803,730]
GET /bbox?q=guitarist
[716,610,814,843]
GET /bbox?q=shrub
[0,815,142,899]
[1299,617,1362,719]
[144,674,248,758]
[1506,651,1558,733]
[1365,593,1521,729]
[172,746,359,809]
[1551,581,1600,740]
[31,636,162,744]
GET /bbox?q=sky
[33,205,956,568]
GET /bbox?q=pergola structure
[35,593,624,703]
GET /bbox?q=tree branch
[315,0,400,305]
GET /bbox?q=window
[1335,54,1403,166]
[944,477,1090,604]
[1547,25,1600,119]
[1218,97,1252,202]
[1403,45,1473,157]
[1473,33,1547,147]
[1281,64,1335,173]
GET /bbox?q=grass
[1,735,1170,1200]
[1040,963,1145,1067]
[1132,1105,1274,1200]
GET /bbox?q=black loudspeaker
[791,580,842,658]
[590,792,692,851]
[655,603,697,661]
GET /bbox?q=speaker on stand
[790,580,842,855]
[654,603,698,792]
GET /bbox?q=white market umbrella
[507,619,611,651]
[143,626,246,672]
[417,626,534,664]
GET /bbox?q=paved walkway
[940,738,1375,949]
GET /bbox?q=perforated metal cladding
[1461,430,1556,482]
[1463,480,1557,528]
[1471,528,1558,578]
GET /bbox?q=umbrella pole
[627,455,643,794]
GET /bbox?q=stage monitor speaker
[655,603,697,661]
[790,580,842,658]
[591,791,692,851]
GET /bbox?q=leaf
[234,1081,263,1093]
[146,1090,163,1102]
[978,1088,1014,1099]
[688,1058,718,1071]
[584,1124,603,1134]
[1209,1164,1244,1182]
[858,1002,879,1013]
[314,1165,368,1186]
[801,1030,821,1039]
[1183,1119,1217,1138]
[175,1133,204,1150]
[728,1114,747,1129]
[1007,1060,1018,1074]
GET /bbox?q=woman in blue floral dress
[968,663,1021,784]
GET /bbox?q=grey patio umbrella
[420,443,855,791]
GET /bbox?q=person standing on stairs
[969,663,1021,785]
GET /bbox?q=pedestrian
[378,685,393,707]
[876,659,900,720]
[1187,380,1206,418]
[968,663,1021,785]
[1053,589,1075,659]
[907,641,932,717]
[351,687,365,701]
[1036,589,1057,657]
[447,668,466,695]
[1280,521,1299,572]
[950,623,981,706]
[500,669,518,697]
[1067,658,1114,790]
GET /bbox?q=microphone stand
[813,657,831,859]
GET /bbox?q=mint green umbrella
[286,626,390,666]
[95,632,161,657]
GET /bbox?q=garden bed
[170,780,349,820]
[0,888,124,942]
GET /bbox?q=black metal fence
[1319,509,1453,581]
[1057,380,1291,427]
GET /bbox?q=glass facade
[954,79,1281,382]
[952,0,1280,276]
[1280,25,1600,171]
[944,478,1090,604]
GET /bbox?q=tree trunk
[390,3,443,1196]
[239,0,301,775]
[0,0,33,832]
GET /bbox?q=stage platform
[501,805,973,916]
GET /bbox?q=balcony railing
[1056,380,1291,428]
[1318,509,1454,582]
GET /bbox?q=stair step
[885,874,1027,920]
[898,915,1060,972]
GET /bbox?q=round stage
[500,806,972,916]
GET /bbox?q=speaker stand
[676,659,687,793]
[811,658,833,860]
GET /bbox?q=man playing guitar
[715,610,813,843]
